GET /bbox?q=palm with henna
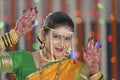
[14,7,38,39]
[83,37,102,75]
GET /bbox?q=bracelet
[1,36,7,47]
[0,29,18,50]
[5,33,12,47]
[98,74,103,80]
[8,33,13,44]
[0,36,6,50]
[89,71,102,80]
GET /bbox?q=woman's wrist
[89,71,104,80]
[14,29,22,39]
[0,29,18,50]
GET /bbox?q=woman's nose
[59,38,64,47]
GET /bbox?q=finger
[29,24,34,31]
[23,8,31,18]
[31,14,37,21]
[18,9,26,20]
[29,11,37,22]
[82,47,87,61]
[90,38,95,49]
[29,7,37,18]
[15,10,26,27]
[34,7,38,13]
[87,38,91,49]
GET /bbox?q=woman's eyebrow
[52,31,73,37]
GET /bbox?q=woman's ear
[39,28,45,43]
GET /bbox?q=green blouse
[9,50,38,80]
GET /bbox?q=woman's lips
[55,48,63,52]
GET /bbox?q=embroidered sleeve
[0,52,13,72]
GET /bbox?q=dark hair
[43,12,74,33]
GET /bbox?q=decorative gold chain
[39,50,62,80]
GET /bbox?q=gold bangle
[0,52,13,72]
[5,33,12,47]
[9,30,15,44]
[9,31,15,44]
[9,29,18,44]
[2,35,8,47]
[0,36,6,50]
[89,71,102,80]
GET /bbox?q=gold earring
[64,47,71,56]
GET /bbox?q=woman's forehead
[51,26,73,34]
[51,27,73,36]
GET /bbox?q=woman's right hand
[14,7,38,38]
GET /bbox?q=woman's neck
[42,47,53,61]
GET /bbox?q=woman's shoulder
[9,49,32,54]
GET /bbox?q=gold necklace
[39,50,62,80]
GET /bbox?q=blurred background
[0,0,120,80]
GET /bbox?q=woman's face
[44,25,73,59]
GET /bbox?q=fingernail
[34,7,37,10]
[23,10,25,12]
[30,8,33,11]
[88,38,91,41]
[91,37,95,40]
[32,20,35,24]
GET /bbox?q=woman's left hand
[83,37,101,75]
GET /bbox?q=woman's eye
[65,37,71,41]
[53,35,59,38]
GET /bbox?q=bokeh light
[34,0,40,3]
[97,34,101,40]
[112,78,116,80]
[26,34,32,41]
[97,0,102,2]
[74,10,81,16]
[110,14,115,21]
[69,51,77,59]
[4,15,9,21]
[39,16,44,23]
[75,17,82,24]
[111,56,116,63]
[89,31,95,37]
[99,18,105,24]
[32,43,39,50]
[97,2,104,9]
[0,22,4,29]
[88,10,94,17]
[107,35,112,42]
[97,42,101,48]
[34,19,39,26]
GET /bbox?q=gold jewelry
[40,50,60,62]
[5,33,12,47]
[9,29,18,44]
[2,36,8,47]
[0,52,13,72]
[0,36,6,50]
[64,47,71,56]
[39,50,62,80]
[89,71,103,80]
[40,50,53,62]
